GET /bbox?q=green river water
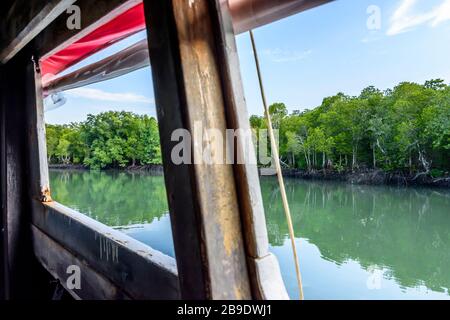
[49,169,450,300]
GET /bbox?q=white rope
[249,30,304,300]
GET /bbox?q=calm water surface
[49,169,450,300]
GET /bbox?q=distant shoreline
[49,164,164,174]
[49,165,450,188]
[282,169,450,188]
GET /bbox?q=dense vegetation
[46,79,449,176]
[46,111,161,169]
[251,79,450,177]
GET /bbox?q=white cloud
[432,0,450,26]
[66,88,154,104]
[262,48,312,63]
[387,0,450,36]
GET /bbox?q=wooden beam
[31,225,132,300]
[1,54,30,300]
[210,0,288,299]
[144,0,253,299]
[229,0,334,34]
[31,201,180,299]
[0,50,54,299]
[44,39,149,95]
[27,58,52,202]
[0,65,6,300]
[27,45,180,300]
[1,54,33,299]
[5,0,332,64]
[34,0,141,61]
[143,0,208,299]
[0,0,77,64]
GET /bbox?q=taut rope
[249,30,304,300]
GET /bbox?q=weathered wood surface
[34,0,141,61]
[0,0,76,63]
[0,52,54,299]
[143,0,208,299]
[229,0,334,34]
[1,0,333,64]
[0,58,30,299]
[171,0,253,299]
[210,0,289,299]
[44,39,150,95]
[1,0,143,63]
[144,0,253,299]
[26,59,52,202]
[31,225,132,300]
[22,55,179,300]
[0,65,6,300]
[31,201,180,299]
[212,0,270,260]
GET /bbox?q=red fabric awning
[40,0,333,82]
[40,2,146,78]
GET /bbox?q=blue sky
[44,0,450,124]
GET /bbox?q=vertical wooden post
[0,52,52,299]
[0,65,7,300]
[143,0,287,299]
[209,1,289,299]
[24,55,57,300]
[27,58,52,203]
[0,54,33,299]
[143,0,253,299]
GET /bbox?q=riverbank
[49,165,450,188]
[283,169,450,188]
[49,164,164,174]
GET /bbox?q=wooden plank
[2,59,28,299]
[31,225,131,300]
[0,0,77,63]
[210,1,289,299]
[0,65,6,300]
[24,42,179,299]
[142,0,208,299]
[143,0,252,299]
[172,0,252,298]
[44,39,150,95]
[31,201,180,300]
[26,59,52,202]
[212,0,270,260]
[1,54,33,299]
[229,0,334,34]
[34,0,141,61]
[0,51,54,299]
[2,0,333,63]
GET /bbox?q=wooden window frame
[1,0,288,300]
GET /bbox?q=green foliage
[47,79,450,175]
[46,111,162,169]
[250,79,450,174]
[268,102,288,129]
[430,169,444,178]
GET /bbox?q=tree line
[47,79,449,176]
[46,111,161,169]
[250,79,449,177]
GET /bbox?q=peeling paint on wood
[31,200,180,299]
